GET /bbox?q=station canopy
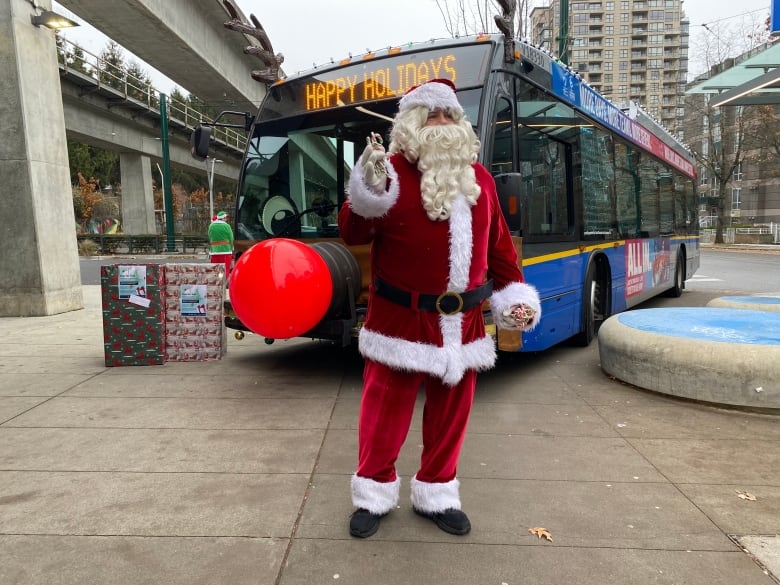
[686,42,780,107]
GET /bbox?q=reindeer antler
[222,0,284,83]
[494,0,517,63]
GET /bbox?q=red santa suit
[339,149,542,517]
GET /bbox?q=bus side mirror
[190,125,212,161]
[494,173,524,235]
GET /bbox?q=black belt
[374,277,493,315]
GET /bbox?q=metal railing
[77,234,210,255]
[57,38,247,153]
[700,224,780,244]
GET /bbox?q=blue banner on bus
[551,64,694,177]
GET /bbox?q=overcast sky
[54,0,774,93]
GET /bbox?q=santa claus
[338,78,541,538]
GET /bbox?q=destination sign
[304,54,458,111]
[275,44,493,115]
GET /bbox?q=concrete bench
[598,307,780,410]
[706,295,780,312]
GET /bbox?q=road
[687,248,780,295]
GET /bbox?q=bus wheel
[574,261,609,347]
[665,253,685,298]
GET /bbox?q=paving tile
[675,483,780,535]
[630,438,780,485]
[0,397,51,424]
[279,539,774,585]
[593,403,780,440]
[0,535,286,585]
[0,427,323,473]
[0,374,94,397]
[0,356,105,375]
[738,535,780,580]
[0,471,308,538]
[3,396,335,430]
[63,373,341,399]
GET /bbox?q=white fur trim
[490,281,542,331]
[447,195,472,291]
[399,81,463,113]
[358,327,496,386]
[351,474,401,515]
[410,475,461,513]
[439,313,467,386]
[346,160,400,219]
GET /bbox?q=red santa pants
[210,253,233,278]
[356,359,476,484]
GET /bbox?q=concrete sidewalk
[1,286,779,585]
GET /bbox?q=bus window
[614,142,641,238]
[491,96,514,175]
[637,152,661,238]
[578,127,617,239]
[237,132,355,240]
[513,81,573,238]
[658,170,675,236]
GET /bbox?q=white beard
[416,124,480,221]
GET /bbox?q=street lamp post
[159,93,175,252]
[207,157,223,219]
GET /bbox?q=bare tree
[685,7,776,242]
[435,0,529,39]
[684,93,753,243]
[688,9,771,81]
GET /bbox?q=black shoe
[349,508,384,538]
[413,507,471,535]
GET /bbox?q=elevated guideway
[58,39,243,181]
[57,0,267,114]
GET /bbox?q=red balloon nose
[228,239,333,339]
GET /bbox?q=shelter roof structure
[687,42,780,106]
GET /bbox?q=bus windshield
[235,88,484,241]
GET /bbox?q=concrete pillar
[0,0,82,316]
[119,152,156,234]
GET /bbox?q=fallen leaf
[736,490,757,501]
[528,526,553,541]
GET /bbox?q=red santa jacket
[339,153,541,385]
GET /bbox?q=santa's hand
[359,132,387,191]
[499,303,537,330]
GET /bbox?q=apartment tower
[530,0,690,137]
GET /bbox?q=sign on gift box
[163,263,227,361]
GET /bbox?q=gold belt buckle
[435,291,464,315]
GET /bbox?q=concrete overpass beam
[58,0,266,113]
[0,0,82,316]
[120,153,156,234]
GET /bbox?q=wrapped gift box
[101,264,165,366]
[163,263,227,361]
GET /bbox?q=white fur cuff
[490,281,542,331]
[410,475,461,513]
[346,161,400,218]
[351,474,400,515]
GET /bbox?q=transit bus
[193,30,699,353]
